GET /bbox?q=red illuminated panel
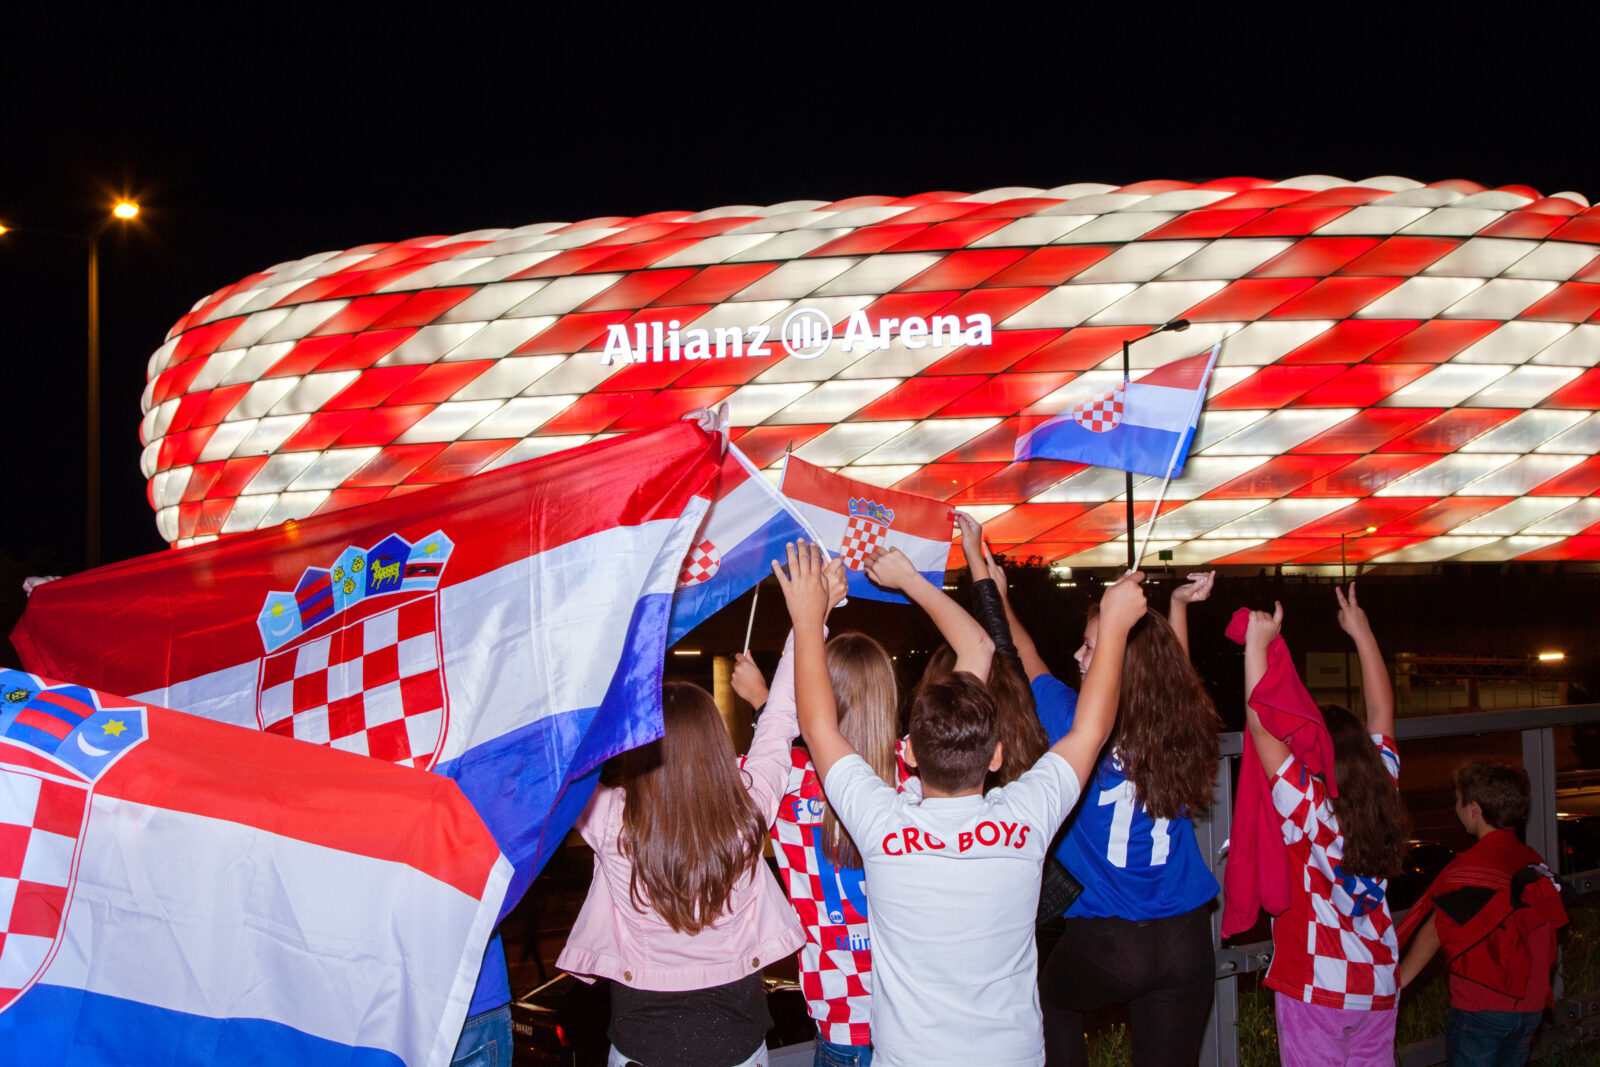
[1279,319,1417,364]
[807,225,927,257]
[897,249,1028,291]
[1267,276,1403,319]
[514,311,633,355]
[1251,237,1379,278]
[1551,215,1600,244]
[1542,368,1600,409]
[1040,501,1179,540]
[1339,237,1459,276]
[1013,326,1150,372]
[1523,282,1600,322]
[587,239,702,272]
[951,460,1086,504]
[936,372,1078,418]
[1530,455,1600,496]
[1210,539,1341,564]
[303,293,410,337]
[886,219,1012,252]
[939,420,1038,463]
[265,336,358,378]
[1367,320,1499,363]
[1296,363,1434,406]
[344,445,448,487]
[1142,209,1269,239]
[1517,536,1600,560]
[885,202,982,225]
[190,385,252,431]
[1297,454,1437,496]
[671,354,777,388]
[651,263,779,306]
[853,290,961,325]
[1376,497,1511,536]
[854,376,988,421]
[891,463,1007,500]
[333,405,436,448]
[1203,454,1356,498]
[316,329,415,371]
[599,356,699,391]
[281,410,367,452]
[1287,498,1436,537]
[384,362,493,406]
[1479,212,1568,240]
[324,366,427,409]
[607,387,737,431]
[580,269,697,311]
[1291,535,1429,563]
[983,246,1115,288]
[938,287,1054,327]
[727,425,829,467]
[158,427,214,468]
[167,320,244,367]
[316,487,394,515]
[983,503,1091,543]
[1376,409,1519,452]
[1211,365,1343,409]
[536,391,655,435]
[1231,207,1353,236]
[403,441,516,484]
[1205,188,1310,209]
[1181,278,1314,321]
[507,246,620,279]
[923,329,1060,375]
[367,289,475,329]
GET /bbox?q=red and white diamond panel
[143,176,1600,566]
[0,771,85,1009]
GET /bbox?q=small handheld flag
[1015,346,1221,478]
[779,457,953,604]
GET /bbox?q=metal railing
[1196,702,1600,1067]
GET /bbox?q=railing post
[1523,726,1559,869]
[1199,740,1240,1067]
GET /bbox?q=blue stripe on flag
[1020,420,1196,479]
[667,512,805,646]
[2,984,403,1067]
[844,567,947,604]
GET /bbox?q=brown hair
[918,646,1047,788]
[1454,762,1530,830]
[821,632,899,869]
[908,672,998,794]
[619,682,767,934]
[1321,703,1410,879]
[1088,605,1220,819]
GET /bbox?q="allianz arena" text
[599,310,994,364]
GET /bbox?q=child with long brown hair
[1025,573,1224,1067]
[557,555,848,1067]
[1243,585,1409,1067]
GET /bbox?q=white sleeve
[821,754,897,851]
[1001,752,1082,833]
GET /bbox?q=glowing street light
[112,201,139,220]
[1538,651,1566,662]
[87,199,143,567]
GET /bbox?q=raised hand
[730,652,769,708]
[822,556,849,611]
[1246,601,1283,653]
[772,541,830,631]
[1335,582,1374,643]
[863,545,920,592]
[1172,571,1216,605]
[983,544,1008,599]
[1099,570,1148,636]
[955,511,986,577]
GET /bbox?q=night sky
[3,11,1591,570]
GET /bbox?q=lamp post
[1122,319,1190,571]
[1339,525,1378,582]
[0,200,140,569]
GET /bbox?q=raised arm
[1051,571,1145,786]
[864,545,995,682]
[1337,582,1394,739]
[1243,602,1293,773]
[989,546,1050,682]
[1167,571,1215,656]
[774,542,855,784]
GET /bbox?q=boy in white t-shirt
[772,541,1146,1067]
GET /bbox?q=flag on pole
[12,422,719,923]
[0,670,510,1067]
[779,457,953,604]
[668,442,826,646]
[1014,348,1221,477]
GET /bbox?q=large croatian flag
[12,422,718,927]
[668,442,826,646]
[779,457,953,604]
[1015,344,1221,478]
[0,670,510,1067]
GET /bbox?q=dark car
[1388,840,1458,911]
[512,973,815,1067]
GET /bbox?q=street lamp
[0,201,142,568]
[1122,319,1190,571]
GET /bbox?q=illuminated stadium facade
[142,176,1600,567]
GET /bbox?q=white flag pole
[1134,341,1222,569]
[743,584,760,654]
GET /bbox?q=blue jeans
[814,1037,872,1066]
[1446,1007,1541,1067]
[451,1003,513,1067]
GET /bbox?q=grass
[1086,1022,1130,1067]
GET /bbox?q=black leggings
[1040,905,1215,1067]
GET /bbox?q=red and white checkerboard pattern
[677,538,721,587]
[1071,385,1125,433]
[771,754,875,1046]
[1265,737,1401,1011]
[256,597,447,769]
[143,175,1600,566]
[839,514,890,571]
[0,769,87,1011]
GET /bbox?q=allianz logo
[600,306,994,364]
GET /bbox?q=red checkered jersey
[772,744,909,1045]
[1265,734,1401,1011]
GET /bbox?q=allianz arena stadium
[142,176,1600,567]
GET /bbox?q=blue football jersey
[1031,674,1219,920]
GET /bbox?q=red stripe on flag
[14,707,74,739]
[781,457,953,539]
[34,690,96,720]
[96,706,501,899]
[1135,351,1214,390]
